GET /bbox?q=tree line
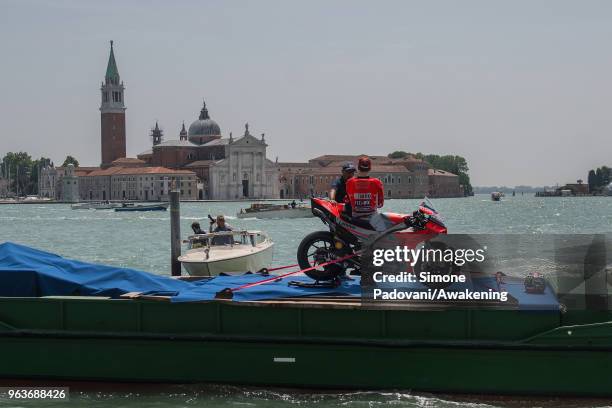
[387,151,473,196]
[1,152,79,196]
[587,166,611,193]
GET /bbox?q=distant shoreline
[0,198,302,205]
[3,194,609,205]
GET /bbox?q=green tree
[0,153,54,195]
[602,166,611,185]
[586,166,611,193]
[62,155,79,168]
[596,168,603,187]
[588,169,597,192]
[388,151,473,196]
[1,152,34,195]
[388,151,410,159]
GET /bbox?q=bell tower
[100,40,126,168]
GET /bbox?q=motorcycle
[296,197,452,285]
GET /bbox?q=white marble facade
[208,125,279,200]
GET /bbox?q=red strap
[266,263,299,272]
[229,253,358,293]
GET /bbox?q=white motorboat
[71,201,121,210]
[178,230,274,276]
[237,202,313,219]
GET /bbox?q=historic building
[428,169,464,198]
[39,41,280,201]
[79,166,197,201]
[38,41,462,202]
[208,124,279,200]
[61,164,80,203]
[137,102,279,200]
[39,42,199,202]
[38,164,97,201]
[278,154,439,199]
[100,41,127,168]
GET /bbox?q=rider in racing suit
[344,156,387,231]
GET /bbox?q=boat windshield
[188,231,265,249]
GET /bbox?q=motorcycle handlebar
[404,211,428,230]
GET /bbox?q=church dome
[188,101,221,145]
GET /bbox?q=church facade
[207,125,279,200]
[40,41,279,201]
[137,102,280,200]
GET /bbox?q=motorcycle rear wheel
[297,231,345,281]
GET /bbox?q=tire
[413,241,456,289]
[297,231,344,281]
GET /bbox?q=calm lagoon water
[0,194,611,408]
[1,195,611,275]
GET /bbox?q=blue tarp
[0,242,360,302]
[0,242,192,298]
[0,242,558,309]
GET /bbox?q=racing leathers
[344,176,386,230]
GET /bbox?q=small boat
[114,202,169,212]
[72,201,121,210]
[179,230,274,276]
[491,192,502,202]
[237,202,313,219]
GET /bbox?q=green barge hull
[1,296,612,396]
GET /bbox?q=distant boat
[114,202,169,212]
[72,201,121,210]
[491,192,502,202]
[237,202,313,219]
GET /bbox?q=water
[1,195,611,276]
[0,195,611,407]
[2,384,612,408]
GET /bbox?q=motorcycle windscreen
[419,197,446,228]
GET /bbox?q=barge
[0,242,611,396]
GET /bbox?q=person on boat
[344,156,386,231]
[330,162,356,214]
[190,222,207,248]
[191,222,205,235]
[290,200,297,209]
[330,162,356,205]
[210,215,233,245]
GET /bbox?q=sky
[0,0,611,186]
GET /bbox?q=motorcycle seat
[340,213,376,230]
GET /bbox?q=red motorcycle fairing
[311,198,378,239]
[301,197,449,282]
[310,197,447,240]
[313,198,343,218]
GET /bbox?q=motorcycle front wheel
[297,231,345,281]
[413,241,457,289]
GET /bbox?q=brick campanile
[100,40,126,168]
